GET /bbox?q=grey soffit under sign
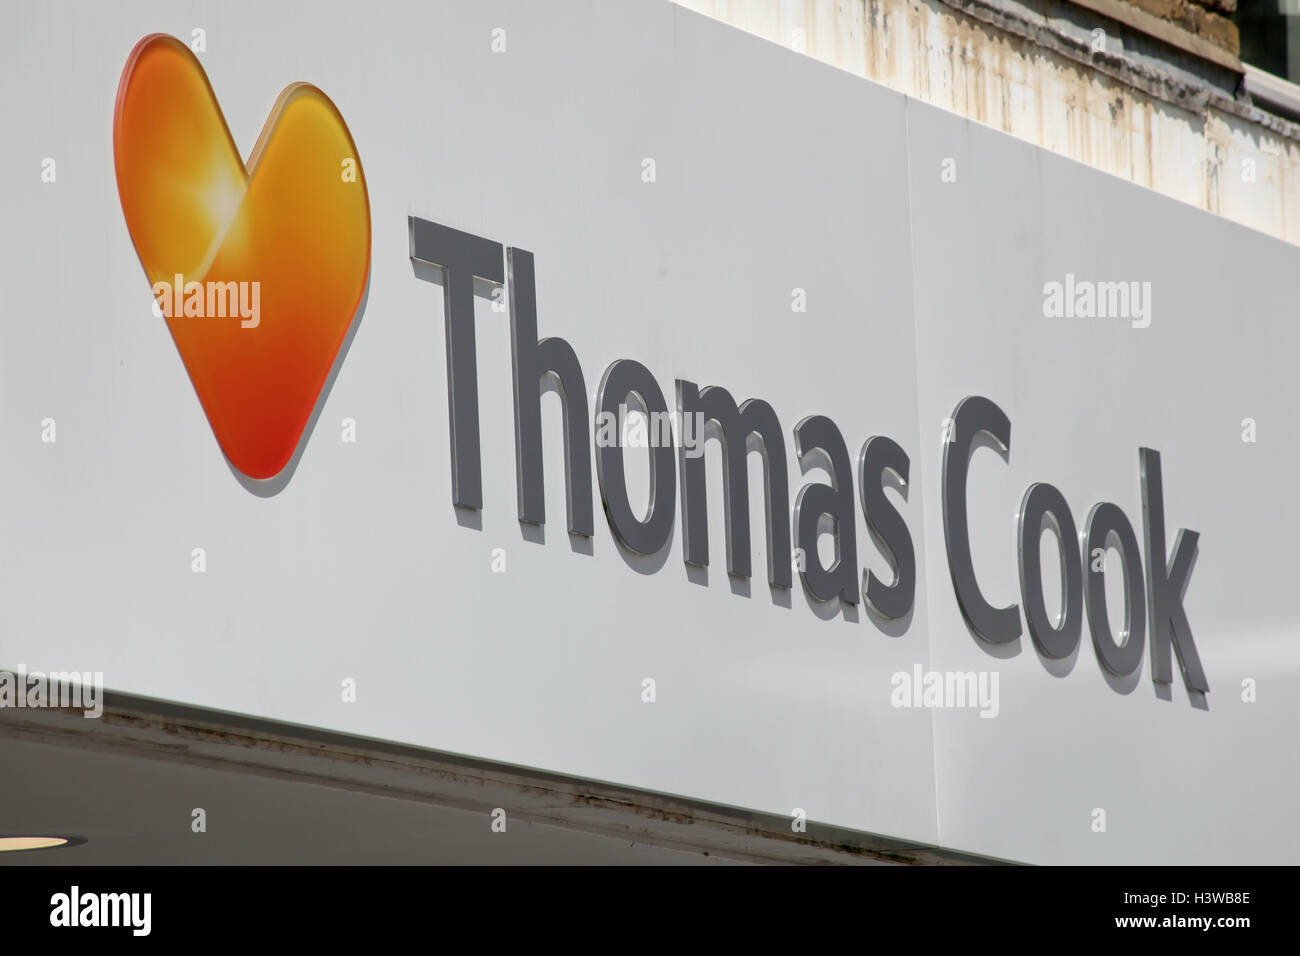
[0,690,1009,865]
[408,215,1211,699]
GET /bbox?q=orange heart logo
[113,34,371,482]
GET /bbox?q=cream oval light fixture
[0,836,71,852]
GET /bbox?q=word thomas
[410,217,1208,695]
[151,273,261,328]
[410,216,915,620]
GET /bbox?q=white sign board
[1,0,1295,863]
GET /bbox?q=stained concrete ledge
[0,690,1008,865]
[675,0,1300,245]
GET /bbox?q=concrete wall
[677,0,1300,243]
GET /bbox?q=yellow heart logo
[114,34,370,481]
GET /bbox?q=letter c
[941,396,1022,644]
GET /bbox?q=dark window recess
[1235,2,1300,82]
